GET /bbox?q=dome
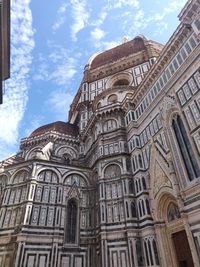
[30,121,79,138]
[89,36,147,70]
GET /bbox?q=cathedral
[0,0,200,266]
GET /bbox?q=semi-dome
[89,36,148,70]
[30,121,79,138]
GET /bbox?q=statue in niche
[167,202,181,222]
[63,153,71,165]
[42,142,54,160]
[35,142,54,160]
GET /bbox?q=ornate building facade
[0,0,200,266]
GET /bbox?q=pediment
[67,183,80,199]
[149,142,173,200]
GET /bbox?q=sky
[0,0,188,160]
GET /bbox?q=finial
[123,36,129,43]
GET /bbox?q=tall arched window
[142,177,147,190]
[148,240,154,265]
[66,199,77,243]
[145,199,151,215]
[126,202,129,218]
[129,180,134,194]
[152,239,160,265]
[131,201,137,217]
[172,115,200,181]
[136,239,144,266]
[144,241,150,266]
[138,154,143,169]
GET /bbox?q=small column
[154,223,171,267]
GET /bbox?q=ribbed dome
[30,121,79,137]
[89,36,147,70]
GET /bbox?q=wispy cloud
[47,90,74,121]
[52,2,68,32]
[91,28,106,41]
[94,40,120,50]
[70,0,90,42]
[123,0,188,37]
[33,45,77,86]
[0,0,35,160]
[24,115,44,137]
[111,0,139,9]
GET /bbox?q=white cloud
[91,28,106,41]
[96,40,120,50]
[47,90,74,121]
[124,0,188,37]
[0,0,35,160]
[111,0,139,9]
[33,46,77,86]
[52,2,68,32]
[70,0,90,42]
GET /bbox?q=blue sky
[0,0,188,160]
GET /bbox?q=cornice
[129,25,192,107]
[20,131,79,149]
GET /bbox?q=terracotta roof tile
[30,121,79,137]
[90,36,147,70]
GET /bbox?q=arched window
[132,157,136,172]
[66,199,77,243]
[136,239,144,266]
[131,201,137,217]
[138,154,143,169]
[148,240,154,265]
[142,177,147,190]
[13,170,29,184]
[141,200,145,215]
[38,170,58,184]
[144,241,150,266]
[172,115,200,180]
[146,199,151,215]
[126,202,129,218]
[152,239,160,265]
[139,179,142,191]
[136,138,140,147]
[135,180,139,193]
[167,202,180,222]
[129,180,134,194]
